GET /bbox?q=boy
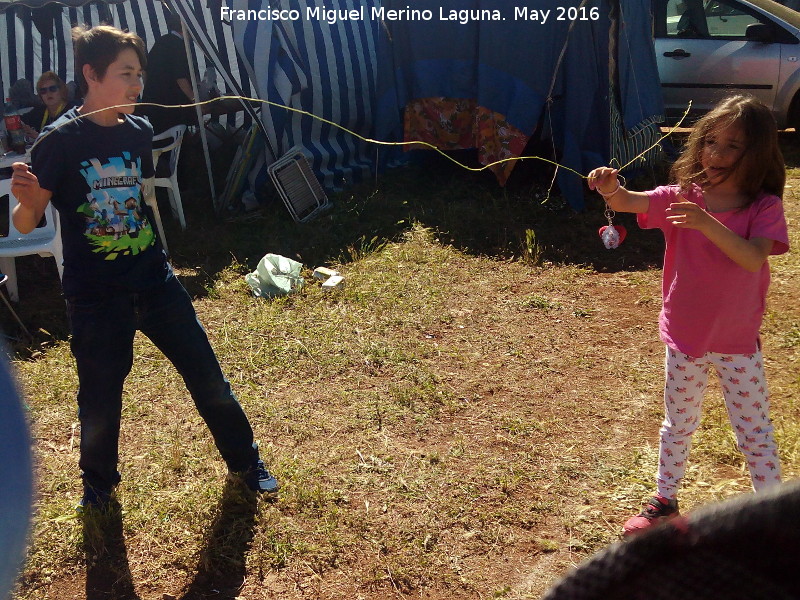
[10,25,277,510]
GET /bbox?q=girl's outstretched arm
[587,167,650,214]
[666,201,773,272]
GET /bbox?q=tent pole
[180,18,217,204]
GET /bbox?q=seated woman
[21,72,75,138]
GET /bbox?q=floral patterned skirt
[403,97,530,185]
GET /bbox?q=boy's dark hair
[671,95,785,203]
[72,25,147,96]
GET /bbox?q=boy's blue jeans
[67,275,258,494]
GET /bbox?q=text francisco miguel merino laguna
[219,6,592,25]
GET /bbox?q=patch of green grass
[520,295,560,311]
[780,323,800,349]
[521,229,544,266]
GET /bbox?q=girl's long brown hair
[671,95,785,204]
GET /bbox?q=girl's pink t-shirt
[639,184,789,358]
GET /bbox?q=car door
[655,0,780,121]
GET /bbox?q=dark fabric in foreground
[543,481,800,600]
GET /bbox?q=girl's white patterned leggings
[656,346,781,500]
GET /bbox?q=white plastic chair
[151,124,187,230]
[0,178,64,302]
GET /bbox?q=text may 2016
[220,6,600,25]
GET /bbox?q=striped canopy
[0,0,126,11]
[230,0,382,191]
[3,0,665,211]
[1,0,380,197]
[0,0,251,129]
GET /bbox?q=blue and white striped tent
[1,0,383,194]
[230,0,383,191]
[0,0,252,134]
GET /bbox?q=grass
[5,134,800,599]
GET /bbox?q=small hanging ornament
[594,173,626,249]
[599,206,626,249]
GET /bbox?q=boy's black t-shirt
[32,108,171,298]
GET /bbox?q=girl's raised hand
[587,167,620,196]
[665,201,713,232]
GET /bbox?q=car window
[664,0,765,39]
[666,0,710,38]
[704,2,737,18]
[704,1,764,37]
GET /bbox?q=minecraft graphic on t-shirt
[77,152,156,260]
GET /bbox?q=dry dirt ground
[8,143,800,600]
[28,262,669,600]
[19,232,800,600]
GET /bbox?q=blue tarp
[375,0,664,209]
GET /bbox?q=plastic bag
[245,253,305,298]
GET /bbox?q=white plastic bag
[245,253,305,298]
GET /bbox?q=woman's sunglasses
[38,84,59,95]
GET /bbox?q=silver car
[654,0,800,128]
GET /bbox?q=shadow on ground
[178,480,259,600]
[0,133,670,353]
[76,481,258,600]
[82,500,140,600]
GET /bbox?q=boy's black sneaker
[622,495,679,537]
[229,459,279,496]
[75,486,113,514]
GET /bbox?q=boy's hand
[666,201,712,233]
[9,163,52,234]
[587,167,620,196]
[10,163,41,208]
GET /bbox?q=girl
[588,95,789,536]
[21,71,73,138]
